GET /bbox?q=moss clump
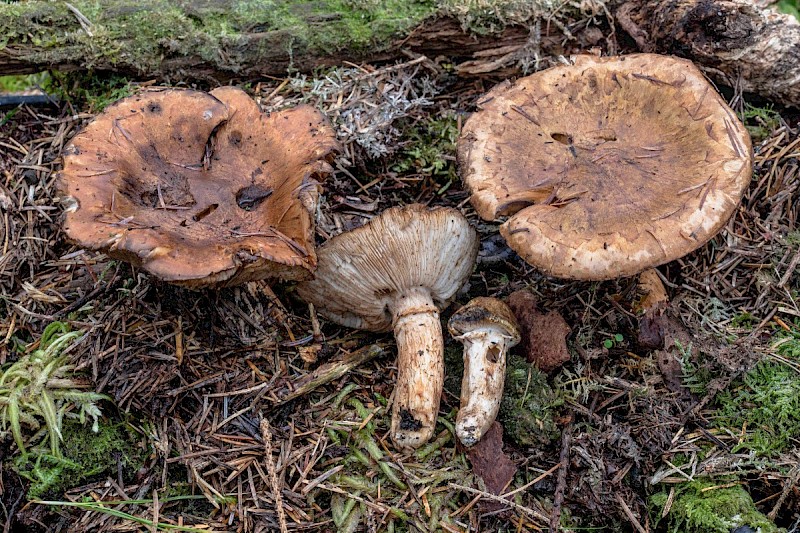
[742,103,782,143]
[713,328,800,455]
[0,322,108,458]
[0,72,51,92]
[12,419,148,500]
[445,346,563,446]
[439,0,564,35]
[0,0,436,76]
[499,353,563,446]
[393,113,459,195]
[650,480,782,533]
[49,71,132,112]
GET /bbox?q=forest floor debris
[2,48,800,532]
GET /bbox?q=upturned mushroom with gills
[448,297,520,446]
[59,86,339,288]
[296,204,479,449]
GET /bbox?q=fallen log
[1,0,798,106]
[0,1,562,81]
[618,0,800,106]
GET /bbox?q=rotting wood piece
[59,86,339,288]
[618,0,800,107]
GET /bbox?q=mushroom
[448,297,520,446]
[296,204,479,448]
[457,54,753,281]
[59,86,339,288]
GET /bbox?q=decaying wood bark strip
[619,0,800,106]
[1,0,798,105]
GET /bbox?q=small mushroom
[448,297,520,446]
[458,54,752,280]
[59,87,339,288]
[297,204,479,448]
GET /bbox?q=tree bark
[1,0,799,106]
[618,0,800,106]
[0,1,551,82]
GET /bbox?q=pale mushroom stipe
[448,297,521,446]
[296,204,479,449]
[457,53,753,281]
[59,87,339,288]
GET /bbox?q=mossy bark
[618,0,800,106]
[0,0,546,82]
[1,0,799,106]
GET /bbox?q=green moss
[439,0,563,35]
[12,418,148,500]
[675,341,714,396]
[49,71,132,112]
[446,346,563,446]
[0,72,51,92]
[650,480,782,533]
[393,113,460,195]
[777,0,799,19]
[713,327,800,455]
[0,0,437,75]
[499,353,563,446]
[742,103,782,143]
[1,322,108,458]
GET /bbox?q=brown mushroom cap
[59,86,339,288]
[458,54,753,280]
[448,297,521,346]
[296,204,479,332]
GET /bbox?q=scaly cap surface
[458,54,753,280]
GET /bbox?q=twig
[615,493,647,533]
[448,483,549,524]
[260,418,288,533]
[270,344,384,405]
[549,422,572,532]
[768,460,800,521]
[65,2,94,36]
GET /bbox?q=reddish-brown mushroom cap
[458,54,753,280]
[59,86,339,288]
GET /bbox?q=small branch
[448,483,549,525]
[549,422,572,532]
[270,344,384,406]
[768,459,800,521]
[615,493,647,533]
[260,418,288,533]
[64,2,94,37]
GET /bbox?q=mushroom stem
[390,286,444,449]
[455,328,510,446]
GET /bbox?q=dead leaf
[507,290,571,372]
[467,421,517,495]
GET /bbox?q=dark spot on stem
[399,409,422,431]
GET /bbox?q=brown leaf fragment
[656,348,685,394]
[636,269,670,350]
[507,290,571,372]
[638,313,666,350]
[466,421,517,496]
